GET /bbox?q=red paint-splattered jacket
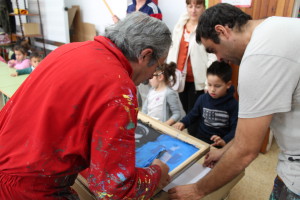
[0,36,161,199]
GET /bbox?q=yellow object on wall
[14,8,28,15]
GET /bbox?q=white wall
[65,0,186,35]
[159,0,186,32]
[22,0,187,50]
[65,0,128,35]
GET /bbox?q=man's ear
[138,48,153,64]
[215,25,230,39]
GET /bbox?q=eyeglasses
[153,71,164,76]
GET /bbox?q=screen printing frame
[137,112,210,178]
[73,112,210,199]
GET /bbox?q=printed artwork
[135,120,198,171]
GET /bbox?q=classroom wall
[65,0,186,35]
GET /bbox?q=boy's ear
[226,80,232,89]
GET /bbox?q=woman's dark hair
[186,0,205,6]
[13,39,31,55]
[157,62,177,86]
[13,45,28,55]
[196,3,252,44]
[207,61,232,83]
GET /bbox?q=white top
[147,88,167,121]
[238,16,300,194]
[166,12,217,91]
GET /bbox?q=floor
[228,139,280,200]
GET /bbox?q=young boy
[10,52,42,77]
[173,61,238,147]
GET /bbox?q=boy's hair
[186,0,205,6]
[157,62,177,86]
[207,61,232,83]
[30,52,42,60]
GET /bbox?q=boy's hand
[203,148,224,168]
[172,122,185,131]
[10,72,18,77]
[151,159,170,190]
[210,135,226,147]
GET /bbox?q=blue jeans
[269,176,300,200]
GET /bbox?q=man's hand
[203,148,225,168]
[172,122,185,131]
[168,184,203,200]
[210,135,226,147]
[151,159,170,189]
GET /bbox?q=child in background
[10,52,42,77]
[10,39,31,60]
[142,62,182,126]
[8,45,30,70]
[173,61,238,147]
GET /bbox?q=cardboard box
[68,6,96,42]
[23,23,40,35]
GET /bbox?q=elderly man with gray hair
[0,12,171,200]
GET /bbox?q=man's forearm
[196,140,257,197]
[195,115,273,197]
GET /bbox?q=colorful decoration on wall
[221,0,252,7]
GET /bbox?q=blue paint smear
[117,173,126,182]
[135,135,198,171]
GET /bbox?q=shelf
[9,13,39,16]
[13,33,42,38]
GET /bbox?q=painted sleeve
[88,91,161,199]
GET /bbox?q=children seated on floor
[142,62,183,126]
[173,61,238,147]
[10,52,42,77]
[8,44,30,70]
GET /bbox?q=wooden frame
[72,112,210,199]
[137,112,210,178]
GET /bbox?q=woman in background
[167,0,216,135]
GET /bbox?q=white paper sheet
[163,162,211,192]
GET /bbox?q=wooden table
[0,62,28,105]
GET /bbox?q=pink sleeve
[15,59,31,70]
[8,60,15,68]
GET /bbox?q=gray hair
[105,12,172,66]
